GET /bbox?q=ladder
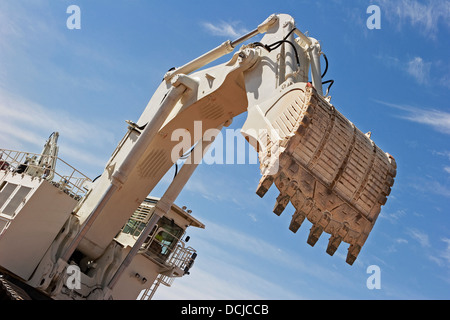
[140,274,163,300]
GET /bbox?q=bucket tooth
[307,224,323,247]
[273,193,290,216]
[346,244,361,265]
[326,236,342,256]
[256,175,274,198]
[289,210,306,233]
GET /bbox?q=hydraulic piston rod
[163,14,278,82]
[106,125,223,292]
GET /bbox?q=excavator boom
[67,13,397,271]
[0,13,396,300]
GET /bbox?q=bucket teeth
[346,244,361,265]
[272,176,298,216]
[248,83,397,265]
[289,210,306,233]
[326,236,342,256]
[273,194,290,216]
[307,224,323,247]
[256,175,274,198]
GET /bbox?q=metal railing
[166,241,196,273]
[120,211,197,275]
[119,202,198,300]
[138,228,197,300]
[142,226,196,272]
[0,148,91,200]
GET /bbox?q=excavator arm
[70,13,395,265]
[21,13,396,299]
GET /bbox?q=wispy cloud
[183,167,260,210]
[0,89,114,146]
[0,87,116,175]
[432,150,450,161]
[374,54,448,88]
[406,228,431,248]
[0,1,125,96]
[154,256,302,300]
[373,2,450,88]
[386,237,409,253]
[406,230,450,275]
[152,218,307,299]
[153,218,358,300]
[376,100,450,135]
[379,0,450,38]
[409,177,450,198]
[201,21,249,38]
[438,238,450,267]
[396,238,409,245]
[0,1,64,58]
[406,57,431,84]
[380,209,407,224]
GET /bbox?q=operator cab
[116,196,204,270]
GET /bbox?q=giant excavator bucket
[243,82,396,265]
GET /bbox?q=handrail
[0,148,91,199]
[119,206,198,279]
[140,225,196,274]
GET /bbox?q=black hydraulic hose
[253,28,334,96]
[173,143,196,178]
[174,163,178,179]
[251,28,301,67]
[321,53,334,95]
[268,40,301,67]
[321,53,329,78]
[136,122,148,131]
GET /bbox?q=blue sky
[0,0,449,299]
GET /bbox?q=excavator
[0,13,396,300]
